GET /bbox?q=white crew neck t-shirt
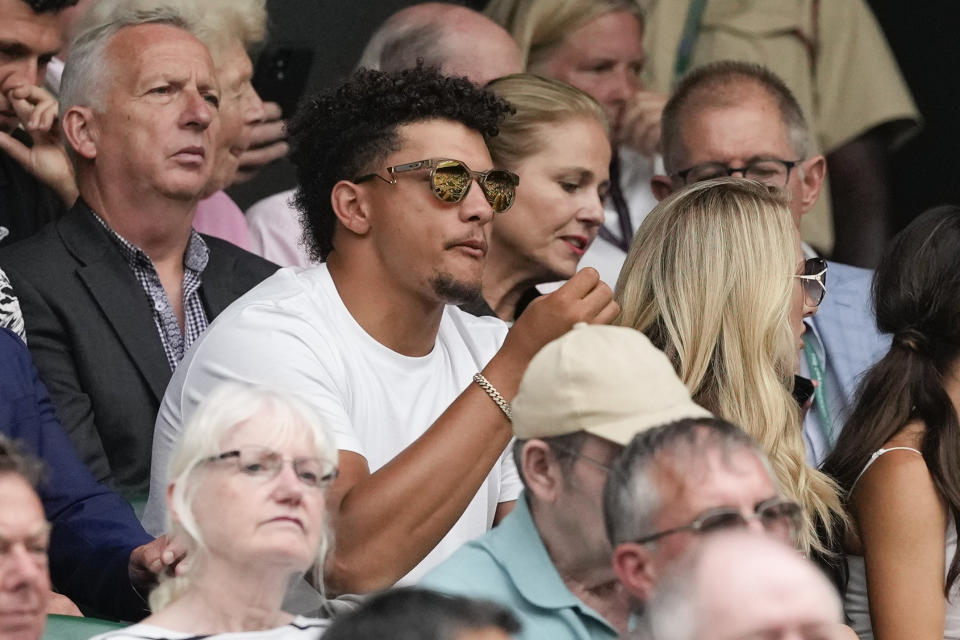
[144,265,520,584]
[90,616,328,640]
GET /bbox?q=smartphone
[792,375,816,407]
[252,46,314,117]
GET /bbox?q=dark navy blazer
[0,327,152,620]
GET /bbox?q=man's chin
[431,273,482,306]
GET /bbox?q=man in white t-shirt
[145,65,617,595]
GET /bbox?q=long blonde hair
[484,0,642,70]
[615,178,844,553]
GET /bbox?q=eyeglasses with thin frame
[353,158,520,213]
[793,257,828,307]
[548,442,618,475]
[633,497,802,545]
[205,445,338,489]
[673,158,801,188]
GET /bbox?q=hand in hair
[619,89,667,156]
[233,101,288,184]
[0,84,77,206]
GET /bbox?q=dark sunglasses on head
[353,158,519,213]
[794,257,828,307]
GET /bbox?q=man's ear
[651,174,676,201]
[612,542,658,604]
[61,106,98,160]
[521,440,561,503]
[330,180,372,236]
[797,154,826,215]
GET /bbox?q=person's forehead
[657,447,775,515]
[678,90,794,161]
[107,23,214,86]
[0,0,63,59]
[389,119,493,169]
[561,10,644,60]
[0,474,45,536]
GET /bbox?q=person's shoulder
[246,189,297,220]
[826,260,873,286]
[0,218,66,266]
[420,534,508,595]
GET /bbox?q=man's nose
[181,89,216,129]
[460,178,495,225]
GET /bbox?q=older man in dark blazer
[0,9,276,497]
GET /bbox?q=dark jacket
[0,327,153,620]
[0,201,278,496]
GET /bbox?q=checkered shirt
[92,212,210,370]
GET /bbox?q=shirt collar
[88,206,209,273]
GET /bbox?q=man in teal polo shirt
[420,323,711,639]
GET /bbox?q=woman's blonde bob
[150,383,338,612]
[615,178,845,554]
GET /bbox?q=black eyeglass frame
[205,446,339,489]
[794,257,828,307]
[352,158,520,213]
[672,158,802,188]
[632,497,802,545]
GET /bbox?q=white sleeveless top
[844,447,960,638]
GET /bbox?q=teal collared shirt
[420,492,618,640]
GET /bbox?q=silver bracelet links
[473,372,512,421]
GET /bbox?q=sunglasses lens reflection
[432,161,472,203]
[482,170,517,213]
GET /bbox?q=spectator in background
[74,0,271,250]
[422,323,711,639]
[0,0,78,249]
[464,74,609,321]
[91,385,335,639]
[486,0,664,288]
[642,0,920,267]
[651,61,888,465]
[604,418,803,617]
[245,2,523,268]
[822,206,960,638]
[0,435,50,640]
[0,267,24,339]
[633,533,846,640]
[0,8,277,498]
[615,179,845,555]
[324,588,520,640]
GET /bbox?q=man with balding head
[247,2,523,267]
[650,61,888,465]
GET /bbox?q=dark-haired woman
[823,205,960,639]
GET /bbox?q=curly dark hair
[288,65,513,262]
[22,0,80,13]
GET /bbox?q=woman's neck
[482,248,543,321]
[147,562,296,633]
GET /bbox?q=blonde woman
[92,384,336,639]
[486,0,666,287]
[470,74,610,321]
[615,178,844,554]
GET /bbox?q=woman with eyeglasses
[463,73,610,321]
[614,178,844,557]
[822,206,960,639]
[92,384,337,640]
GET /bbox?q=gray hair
[59,6,193,118]
[602,417,775,546]
[0,434,43,488]
[149,383,338,612]
[661,60,813,174]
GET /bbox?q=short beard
[431,272,482,305]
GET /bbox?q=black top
[0,129,68,248]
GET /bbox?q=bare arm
[826,128,893,268]
[853,449,947,640]
[325,269,618,594]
